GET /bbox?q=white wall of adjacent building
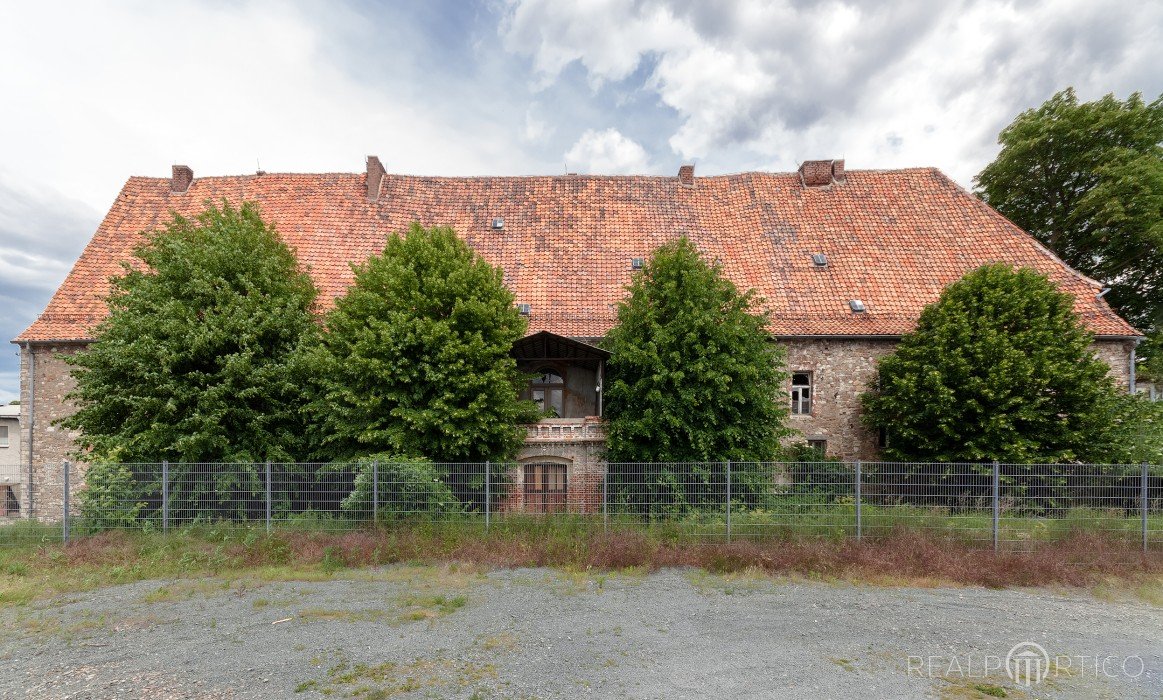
[0,404,20,515]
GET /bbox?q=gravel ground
[0,565,1159,699]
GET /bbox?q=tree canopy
[604,237,790,464]
[310,223,537,464]
[975,88,1163,376]
[62,201,319,463]
[861,264,1124,463]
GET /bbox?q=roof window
[491,217,505,230]
[849,300,866,313]
[811,253,828,267]
[631,257,645,270]
[516,303,532,316]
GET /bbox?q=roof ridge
[124,166,944,182]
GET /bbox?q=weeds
[0,521,1159,608]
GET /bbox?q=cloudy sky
[1,0,1160,402]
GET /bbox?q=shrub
[77,462,146,532]
[336,455,462,521]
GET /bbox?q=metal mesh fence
[1,460,1159,553]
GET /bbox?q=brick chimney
[831,159,846,184]
[798,160,833,187]
[678,164,695,187]
[366,155,386,203]
[171,165,193,193]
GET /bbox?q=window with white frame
[791,372,812,415]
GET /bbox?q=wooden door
[524,463,568,513]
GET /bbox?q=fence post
[62,460,70,544]
[1143,462,1150,554]
[854,459,862,541]
[602,468,608,532]
[162,460,169,534]
[725,460,732,543]
[992,460,1000,553]
[484,461,491,532]
[372,460,379,523]
[264,460,272,535]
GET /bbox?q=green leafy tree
[62,202,319,521]
[311,223,537,504]
[862,264,1123,465]
[63,201,318,464]
[604,237,791,514]
[975,88,1163,375]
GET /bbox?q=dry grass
[0,524,1160,606]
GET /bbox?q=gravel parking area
[1,565,1159,699]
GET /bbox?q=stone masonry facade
[16,339,1137,520]
[507,418,607,514]
[18,343,86,520]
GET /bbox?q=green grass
[605,501,1162,545]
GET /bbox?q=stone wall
[781,338,898,460]
[18,343,87,521]
[1093,338,1136,389]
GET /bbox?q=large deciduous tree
[311,223,537,471]
[64,201,318,464]
[861,264,1124,464]
[975,88,1163,376]
[603,237,790,513]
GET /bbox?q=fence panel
[858,462,995,546]
[1,459,1159,554]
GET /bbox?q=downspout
[24,343,35,519]
[597,360,603,417]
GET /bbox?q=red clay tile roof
[15,167,1139,343]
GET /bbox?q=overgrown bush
[335,454,462,521]
[781,443,850,500]
[77,462,146,532]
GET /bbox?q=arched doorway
[523,461,568,513]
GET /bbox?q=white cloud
[0,0,541,213]
[564,128,651,173]
[523,106,554,143]
[502,0,1163,184]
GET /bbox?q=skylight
[849,299,866,313]
[811,253,828,267]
